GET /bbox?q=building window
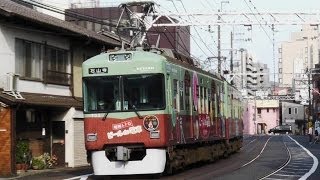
[15,38,70,85]
[26,109,42,124]
[15,39,43,79]
[273,108,276,112]
[278,48,282,53]
[305,47,308,53]
[257,108,261,114]
[279,58,282,63]
[267,108,269,113]
[279,78,282,84]
[279,68,282,73]
[288,108,291,114]
[46,46,70,85]
[295,107,298,114]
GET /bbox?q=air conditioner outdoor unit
[3,73,18,92]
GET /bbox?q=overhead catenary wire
[153,3,216,67]
[22,0,224,71]
[152,4,191,56]
[22,0,192,57]
[245,0,277,87]
[176,0,218,57]
[243,0,273,43]
[124,5,193,56]
[162,1,214,58]
[21,0,121,29]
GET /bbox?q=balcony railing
[44,70,72,86]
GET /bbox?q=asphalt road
[11,135,320,180]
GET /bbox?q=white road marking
[242,137,271,167]
[287,136,319,180]
[274,174,300,177]
[63,173,93,180]
[281,168,309,170]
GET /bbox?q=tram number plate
[89,67,108,74]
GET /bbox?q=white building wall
[0,25,71,96]
[280,26,319,88]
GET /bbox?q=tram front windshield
[83,74,165,113]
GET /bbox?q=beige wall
[280,29,319,87]
[72,45,102,98]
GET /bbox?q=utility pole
[240,48,244,89]
[272,24,276,91]
[217,9,221,74]
[230,31,233,74]
[217,1,229,75]
[308,68,311,129]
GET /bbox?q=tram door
[52,121,65,167]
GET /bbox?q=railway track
[67,135,318,180]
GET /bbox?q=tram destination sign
[89,67,108,74]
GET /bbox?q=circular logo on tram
[143,115,159,131]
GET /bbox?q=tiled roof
[0,0,122,46]
[0,91,83,109]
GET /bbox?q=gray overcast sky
[41,0,320,81]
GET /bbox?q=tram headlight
[109,54,117,61]
[124,53,131,60]
[86,133,97,142]
[109,53,132,61]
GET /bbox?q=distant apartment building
[278,25,319,102]
[233,49,270,97]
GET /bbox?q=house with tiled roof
[0,0,122,176]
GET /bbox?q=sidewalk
[1,166,92,179]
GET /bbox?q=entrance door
[52,121,65,167]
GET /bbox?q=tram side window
[184,71,191,112]
[199,86,203,114]
[173,79,178,111]
[179,81,185,111]
[185,83,190,111]
[204,87,208,114]
[217,84,221,116]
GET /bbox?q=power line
[242,0,273,43]
[153,4,191,56]
[179,0,218,56]
[22,0,121,29]
[23,0,194,57]
[155,3,213,63]
[167,1,215,58]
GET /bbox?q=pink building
[243,99,280,135]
